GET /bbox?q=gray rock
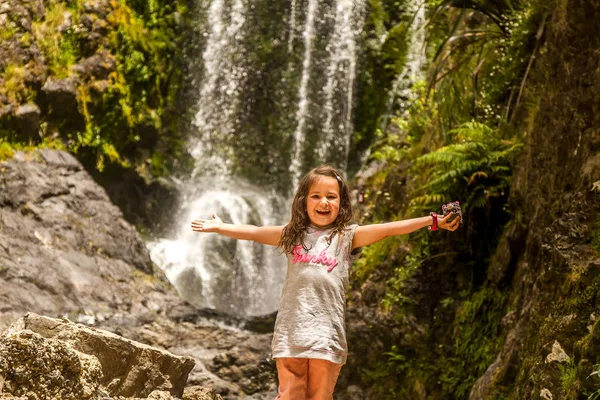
[545,340,570,364]
[76,49,116,79]
[41,76,79,119]
[13,102,40,139]
[57,10,72,32]
[0,150,164,333]
[0,149,277,397]
[0,328,103,399]
[5,313,195,398]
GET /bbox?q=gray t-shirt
[271,224,360,365]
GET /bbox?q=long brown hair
[278,165,354,254]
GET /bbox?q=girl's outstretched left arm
[352,213,459,250]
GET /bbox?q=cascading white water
[149,179,287,316]
[193,0,247,154]
[289,0,319,188]
[319,0,366,169]
[149,0,367,317]
[289,0,366,185]
[382,1,427,127]
[287,0,298,53]
[149,0,288,317]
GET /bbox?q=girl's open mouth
[316,210,330,215]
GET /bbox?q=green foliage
[0,23,18,41]
[424,0,536,126]
[353,234,404,283]
[349,0,420,173]
[438,287,506,398]
[0,140,15,160]
[0,138,66,161]
[591,222,600,253]
[559,356,578,397]
[409,121,522,212]
[588,365,600,400]
[48,0,189,176]
[0,64,32,103]
[0,0,188,177]
[382,230,430,310]
[32,2,78,78]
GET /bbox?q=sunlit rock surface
[0,150,277,399]
[0,313,195,399]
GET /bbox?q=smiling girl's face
[306,176,340,227]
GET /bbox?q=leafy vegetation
[588,365,600,400]
[1,0,190,178]
[0,64,31,104]
[348,0,546,397]
[32,1,78,78]
[409,121,522,212]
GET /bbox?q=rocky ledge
[0,150,277,399]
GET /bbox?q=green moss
[0,141,15,160]
[591,222,600,252]
[438,287,506,398]
[559,357,578,397]
[0,23,18,41]
[32,2,78,78]
[18,32,33,47]
[0,64,32,104]
[0,138,66,161]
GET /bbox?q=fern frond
[467,189,488,209]
[468,171,489,185]
[409,193,449,207]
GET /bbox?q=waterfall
[319,0,366,170]
[381,1,428,129]
[192,0,247,168]
[149,179,287,316]
[289,0,318,187]
[289,0,366,186]
[287,0,298,53]
[149,0,366,317]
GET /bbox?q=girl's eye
[327,195,337,200]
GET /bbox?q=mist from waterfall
[149,0,367,317]
[149,178,287,316]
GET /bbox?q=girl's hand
[438,212,461,231]
[191,214,223,233]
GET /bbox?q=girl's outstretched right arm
[191,214,284,247]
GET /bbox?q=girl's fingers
[191,220,207,231]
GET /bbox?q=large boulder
[0,313,195,398]
[0,149,178,332]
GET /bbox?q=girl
[191,165,460,400]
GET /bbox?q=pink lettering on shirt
[291,245,338,271]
